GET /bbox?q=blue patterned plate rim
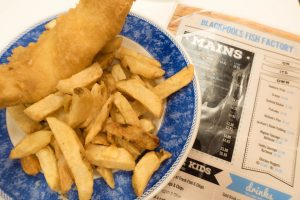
[0,12,201,200]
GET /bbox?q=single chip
[113,92,140,126]
[85,144,135,170]
[105,122,159,150]
[36,146,60,192]
[9,130,52,159]
[7,104,43,134]
[96,167,115,189]
[85,97,112,144]
[152,64,194,99]
[56,62,103,94]
[20,155,41,176]
[132,150,171,197]
[52,139,74,194]
[24,93,65,122]
[116,79,163,118]
[116,47,161,67]
[47,117,93,200]
[67,87,93,128]
[121,56,165,79]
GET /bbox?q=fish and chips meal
[0,0,195,199]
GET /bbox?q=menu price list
[243,65,300,186]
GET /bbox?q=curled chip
[105,122,159,150]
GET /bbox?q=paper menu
[155,4,300,200]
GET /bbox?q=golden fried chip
[10,130,52,159]
[68,87,93,128]
[47,117,93,200]
[105,122,159,150]
[36,146,60,192]
[122,56,165,79]
[116,47,161,67]
[81,82,108,128]
[56,63,103,94]
[116,79,163,118]
[85,144,135,170]
[52,140,74,193]
[132,150,171,197]
[24,93,65,122]
[85,97,112,144]
[152,64,194,99]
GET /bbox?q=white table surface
[0,0,300,52]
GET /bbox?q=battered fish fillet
[0,0,133,108]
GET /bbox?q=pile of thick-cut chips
[8,20,194,200]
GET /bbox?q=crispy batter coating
[0,0,133,108]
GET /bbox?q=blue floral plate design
[0,12,201,200]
